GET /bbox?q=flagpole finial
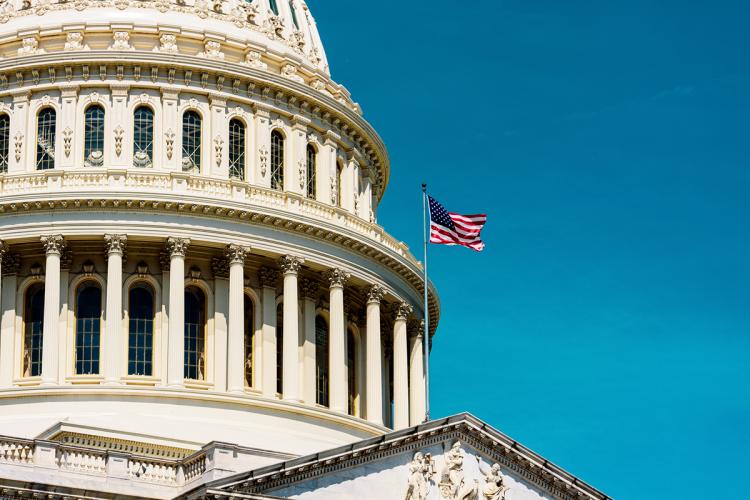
[422,183,427,192]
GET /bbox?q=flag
[428,196,487,252]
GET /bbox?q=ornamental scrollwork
[165,237,190,258]
[258,145,268,177]
[366,284,385,304]
[109,31,133,51]
[18,37,44,56]
[64,32,89,51]
[13,132,22,162]
[281,64,304,84]
[198,40,224,60]
[225,244,250,266]
[214,136,224,167]
[165,129,175,160]
[242,50,268,70]
[154,33,179,54]
[326,268,350,289]
[114,126,124,156]
[396,302,414,321]
[62,127,73,157]
[104,234,127,255]
[40,234,66,256]
[278,255,303,275]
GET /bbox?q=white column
[166,237,190,387]
[300,278,317,405]
[213,264,229,393]
[393,302,412,430]
[259,267,279,397]
[40,235,64,385]
[409,321,426,426]
[365,284,384,425]
[279,256,302,402]
[326,269,349,413]
[226,244,249,393]
[0,243,12,387]
[104,235,126,385]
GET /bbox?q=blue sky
[312,1,749,498]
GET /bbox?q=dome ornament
[153,34,179,54]
[18,36,44,56]
[109,31,133,51]
[64,32,89,52]
[242,50,267,71]
[63,128,73,157]
[198,40,224,60]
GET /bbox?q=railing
[57,445,107,474]
[0,169,420,269]
[0,437,34,464]
[128,457,180,484]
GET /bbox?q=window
[36,108,56,170]
[289,1,299,29]
[336,160,343,207]
[276,302,283,394]
[270,130,284,190]
[128,284,154,376]
[244,295,254,387]
[315,315,329,407]
[347,328,356,415]
[84,105,105,167]
[133,106,154,168]
[269,0,279,15]
[75,282,102,375]
[182,110,202,172]
[0,114,9,173]
[184,286,207,380]
[306,144,316,198]
[229,119,246,180]
[22,283,44,378]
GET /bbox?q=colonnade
[0,235,428,429]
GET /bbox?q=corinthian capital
[104,234,127,255]
[279,255,303,275]
[165,237,191,258]
[0,241,7,264]
[325,268,350,289]
[366,284,385,305]
[226,244,250,266]
[258,266,280,288]
[299,277,319,299]
[396,301,414,321]
[41,235,66,256]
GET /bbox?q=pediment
[192,414,609,500]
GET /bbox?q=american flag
[428,196,487,252]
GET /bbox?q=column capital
[104,234,127,256]
[211,256,229,280]
[1,253,19,276]
[258,266,280,288]
[299,277,319,299]
[0,240,7,260]
[395,302,414,321]
[40,235,66,256]
[165,237,190,258]
[226,244,250,266]
[366,284,385,305]
[325,268,349,289]
[278,255,303,275]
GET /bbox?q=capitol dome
[0,0,440,487]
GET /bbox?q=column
[365,284,384,425]
[299,277,317,405]
[40,235,65,385]
[279,256,302,402]
[0,243,12,387]
[58,251,71,382]
[104,235,127,384]
[409,320,426,426]
[212,257,229,392]
[326,268,349,413]
[166,237,190,387]
[393,302,412,430]
[259,266,279,397]
[226,244,249,393]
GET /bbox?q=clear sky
[311,1,749,498]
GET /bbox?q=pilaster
[209,96,228,178]
[109,85,129,168]
[254,107,272,189]
[10,92,30,173]
[161,89,179,171]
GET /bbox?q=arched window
[315,315,329,407]
[133,106,154,168]
[306,144,316,198]
[276,302,283,394]
[336,160,343,207]
[128,283,155,376]
[289,1,299,29]
[0,114,9,173]
[36,108,56,170]
[270,130,284,190]
[182,110,202,172]
[184,286,207,380]
[75,282,102,375]
[84,105,105,167]
[23,283,44,378]
[229,119,246,181]
[244,295,254,387]
[347,328,356,415]
[269,0,279,15]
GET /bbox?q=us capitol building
[0,0,610,499]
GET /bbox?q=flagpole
[421,183,431,423]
